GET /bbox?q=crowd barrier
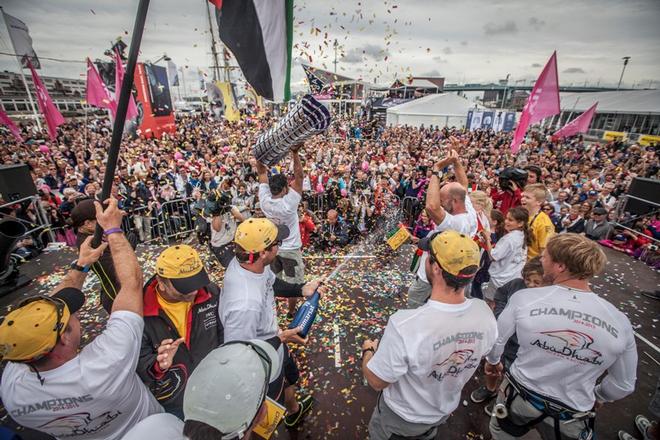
[0,195,55,244]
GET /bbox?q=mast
[204,0,221,82]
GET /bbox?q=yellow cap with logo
[419,230,480,277]
[156,245,210,293]
[234,218,290,253]
[0,288,84,362]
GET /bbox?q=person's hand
[362,338,379,351]
[485,362,503,377]
[94,198,125,230]
[302,279,324,298]
[255,160,268,174]
[77,236,108,266]
[410,235,420,244]
[291,143,303,154]
[278,326,308,345]
[156,338,185,371]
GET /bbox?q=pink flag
[114,49,138,120]
[0,108,24,143]
[510,51,561,153]
[86,58,117,116]
[27,60,64,141]
[553,102,598,139]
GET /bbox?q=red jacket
[490,187,521,215]
[299,214,316,247]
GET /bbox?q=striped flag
[211,0,293,102]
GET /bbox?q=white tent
[386,93,484,128]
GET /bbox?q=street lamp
[617,56,630,90]
[152,53,171,64]
[500,73,510,109]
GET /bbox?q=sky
[1,0,659,95]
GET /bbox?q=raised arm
[52,236,108,294]
[94,199,144,316]
[255,160,269,185]
[290,146,304,194]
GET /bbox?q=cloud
[460,41,468,46]
[423,69,441,77]
[442,47,452,55]
[483,20,518,35]
[528,17,546,30]
[563,67,586,74]
[341,43,389,64]
[531,63,542,67]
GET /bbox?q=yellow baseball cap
[234,218,289,253]
[419,230,480,277]
[0,288,84,362]
[156,245,210,294]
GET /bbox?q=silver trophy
[253,94,331,166]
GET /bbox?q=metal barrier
[120,198,199,244]
[0,195,55,243]
[614,194,660,244]
[401,196,421,227]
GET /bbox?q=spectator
[521,183,554,260]
[298,206,317,248]
[319,209,351,248]
[584,206,613,240]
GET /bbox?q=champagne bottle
[288,290,320,338]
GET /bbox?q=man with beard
[407,146,478,308]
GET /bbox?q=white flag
[2,11,40,69]
[167,60,179,86]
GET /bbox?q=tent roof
[559,90,660,115]
[387,93,483,116]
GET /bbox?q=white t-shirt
[210,211,238,247]
[368,299,497,423]
[258,183,302,250]
[416,196,478,283]
[219,258,284,366]
[486,285,637,411]
[121,413,184,440]
[488,230,526,288]
[1,312,163,440]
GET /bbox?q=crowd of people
[0,110,659,440]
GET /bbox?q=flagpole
[92,0,150,247]
[0,7,41,131]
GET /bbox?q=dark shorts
[283,344,300,386]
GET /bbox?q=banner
[216,81,240,122]
[133,63,176,139]
[553,102,598,139]
[167,60,179,87]
[115,49,139,120]
[510,51,560,153]
[481,111,494,129]
[638,134,660,146]
[0,108,23,142]
[302,64,325,94]
[2,11,40,68]
[386,224,411,251]
[86,58,116,116]
[28,61,64,140]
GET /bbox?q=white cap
[183,339,280,438]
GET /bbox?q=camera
[498,167,528,192]
[204,190,233,216]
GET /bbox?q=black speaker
[624,177,660,216]
[0,164,37,202]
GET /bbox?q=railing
[614,194,660,244]
[0,195,55,243]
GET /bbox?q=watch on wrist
[71,261,90,273]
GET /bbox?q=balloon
[39,145,49,154]
[174,151,183,160]
[361,161,369,172]
[340,189,347,197]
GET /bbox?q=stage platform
[1,240,658,440]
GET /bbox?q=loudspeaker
[624,177,660,216]
[0,164,37,202]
